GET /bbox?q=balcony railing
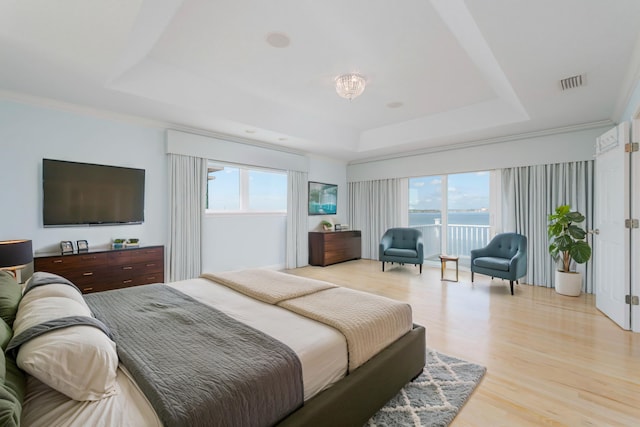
[410,223,491,268]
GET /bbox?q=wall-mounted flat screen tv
[308,181,337,215]
[43,159,145,227]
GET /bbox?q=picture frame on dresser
[76,240,88,252]
[60,240,73,255]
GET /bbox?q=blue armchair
[379,228,424,274]
[470,233,527,295]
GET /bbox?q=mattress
[21,277,349,426]
[22,365,161,427]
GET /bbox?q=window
[409,171,493,265]
[206,164,287,213]
[409,176,443,226]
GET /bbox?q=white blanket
[203,269,413,371]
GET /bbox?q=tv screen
[43,159,145,227]
[308,181,337,215]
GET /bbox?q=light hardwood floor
[287,259,640,427]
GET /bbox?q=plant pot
[555,270,582,296]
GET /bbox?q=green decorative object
[112,239,126,250]
[547,205,592,272]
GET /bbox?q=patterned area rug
[367,349,486,427]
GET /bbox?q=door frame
[594,122,631,330]
[631,119,640,332]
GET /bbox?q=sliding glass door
[410,171,492,267]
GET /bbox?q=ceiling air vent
[560,74,585,91]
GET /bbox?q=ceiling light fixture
[335,73,366,101]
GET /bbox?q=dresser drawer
[308,231,361,266]
[35,253,103,272]
[129,247,164,261]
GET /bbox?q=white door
[594,123,630,330]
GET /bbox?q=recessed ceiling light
[266,32,290,48]
[278,137,288,141]
[245,129,256,134]
[387,102,404,109]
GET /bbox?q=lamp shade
[0,240,33,269]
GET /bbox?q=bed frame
[277,324,426,427]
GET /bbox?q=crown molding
[0,90,166,129]
[348,120,615,166]
[0,90,617,165]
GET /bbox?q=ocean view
[409,211,490,226]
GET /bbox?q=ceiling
[1,0,640,162]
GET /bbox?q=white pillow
[16,325,118,401]
[12,290,118,401]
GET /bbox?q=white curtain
[502,161,594,292]
[168,154,208,281]
[348,178,409,260]
[285,170,309,269]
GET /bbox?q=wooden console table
[34,245,164,293]
[309,230,361,266]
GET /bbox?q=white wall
[347,125,609,182]
[0,100,167,258]
[201,214,286,272]
[620,79,640,122]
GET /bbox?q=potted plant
[547,205,592,296]
[321,220,333,231]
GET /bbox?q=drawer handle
[84,287,93,292]
[146,263,155,267]
[53,260,63,264]
[122,266,133,270]
[147,276,156,280]
[82,272,94,276]
[123,280,133,284]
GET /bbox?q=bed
[0,269,426,427]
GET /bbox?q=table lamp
[0,239,33,283]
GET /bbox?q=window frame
[205,162,287,216]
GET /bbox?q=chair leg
[382,262,385,272]
[510,280,514,295]
[471,271,474,282]
[419,264,422,274]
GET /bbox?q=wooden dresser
[308,230,361,266]
[34,245,164,293]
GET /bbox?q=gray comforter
[85,284,303,427]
